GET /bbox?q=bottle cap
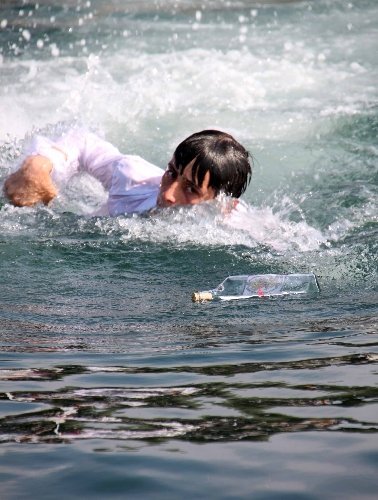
[192,291,213,302]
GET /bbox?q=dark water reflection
[1,324,377,444]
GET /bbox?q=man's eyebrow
[168,160,178,170]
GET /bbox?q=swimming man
[3,128,252,216]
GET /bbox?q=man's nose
[162,180,179,205]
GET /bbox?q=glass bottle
[192,273,320,302]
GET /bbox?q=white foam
[227,200,326,252]
[1,30,374,144]
[89,197,326,253]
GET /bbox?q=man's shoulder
[119,155,165,180]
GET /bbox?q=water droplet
[50,43,60,57]
[22,29,31,42]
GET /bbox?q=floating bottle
[192,273,320,302]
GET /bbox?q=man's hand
[4,155,58,207]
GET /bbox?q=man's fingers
[4,173,56,207]
[41,185,58,205]
[4,157,57,208]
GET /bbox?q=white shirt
[27,128,164,216]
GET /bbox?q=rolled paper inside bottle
[192,291,213,302]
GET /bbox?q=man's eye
[166,167,177,179]
[184,182,198,195]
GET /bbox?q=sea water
[0,1,377,498]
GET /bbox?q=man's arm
[4,155,58,207]
[3,128,157,211]
[3,128,115,208]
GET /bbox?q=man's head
[157,130,252,208]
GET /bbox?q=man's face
[157,158,216,208]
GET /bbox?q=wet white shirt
[27,128,165,216]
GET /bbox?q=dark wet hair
[173,130,252,198]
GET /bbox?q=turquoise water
[0,1,377,498]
